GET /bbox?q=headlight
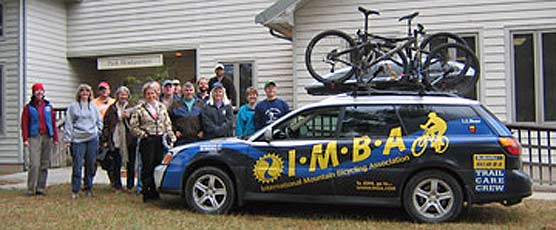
[162,151,175,165]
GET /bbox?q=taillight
[499,137,521,155]
[162,152,173,165]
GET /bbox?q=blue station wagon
[154,92,532,223]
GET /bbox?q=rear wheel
[185,167,235,214]
[403,170,463,223]
[419,32,469,53]
[305,30,357,84]
[422,42,480,96]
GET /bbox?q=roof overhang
[255,0,310,41]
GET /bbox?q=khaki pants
[27,135,52,193]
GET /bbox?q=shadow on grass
[156,195,522,224]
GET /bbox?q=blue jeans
[71,138,98,193]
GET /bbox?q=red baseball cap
[32,83,44,92]
[98,81,110,89]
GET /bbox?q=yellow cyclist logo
[253,153,284,184]
[411,112,450,157]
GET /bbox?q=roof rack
[346,87,459,97]
[305,80,459,98]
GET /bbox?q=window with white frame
[426,33,480,100]
[223,62,254,107]
[512,31,556,123]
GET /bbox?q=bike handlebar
[398,12,419,22]
[358,6,380,16]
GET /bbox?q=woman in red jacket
[21,83,59,196]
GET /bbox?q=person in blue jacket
[254,80,290,130]
[236,87,258,137]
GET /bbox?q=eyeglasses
[173,83,180,86]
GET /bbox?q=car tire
[402,170,463,223]
[185,166,235,214]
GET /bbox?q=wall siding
[67,0,294,105]
[26,0,78,108]
[0,0,20,164]
[293,0,556,122]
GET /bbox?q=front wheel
[185,167,235,214]
[422,42,480,96]
[403,170,464,223]
[305,30,357,84]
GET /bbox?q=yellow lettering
[309,142,339,172]
[353,136,371,162]
[383,127,407,155]
[288,150,296,177]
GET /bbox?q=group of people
[20,64,290,202]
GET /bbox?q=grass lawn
[0,184,554,230]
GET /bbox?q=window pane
[239,63,253,106]
[275,107,339,139]
[461,35,478,100]
[223,64,234,80]
[543,32,556,121]
[398,105,484,135]
[513,34,536,122]
[339,105,399,137]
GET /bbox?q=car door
[333,104,407,197]
[248,106,342,196]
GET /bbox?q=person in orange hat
[92,81,115,118]
[21,83,59,196]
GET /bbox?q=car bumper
[472,169,532,204]
[154,165,168,190]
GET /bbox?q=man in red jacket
[21,83,59,196]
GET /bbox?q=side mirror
[264,128,273,142]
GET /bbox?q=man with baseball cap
[160,80,176,108]
[92,81,115,118]
[208,63,237,107]
[172,79,182,97]
[254,80,290,130]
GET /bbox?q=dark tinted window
[513,34,536,122]
[398,104,481,135]
[542,32,556,121]
[274,107,340,139]
[339,105,399,137]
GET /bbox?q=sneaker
[35,190,46,196]
[71,193,79,199]
[85,190,94,198]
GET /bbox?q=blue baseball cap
[212,82,224,89]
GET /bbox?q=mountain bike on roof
[304,6,480,96]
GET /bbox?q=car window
[398,104,484,135]
[273,107,340,140]
[339,105,400,137]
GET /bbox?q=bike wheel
[305,30,357,84]
[422,42,480,96]
[419,32,469,52]
[411,136,428,157]
[436,136,450,154]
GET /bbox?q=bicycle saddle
[399,12,419,22]
[358,6,380,16]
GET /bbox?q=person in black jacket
[208,64,237,108]
[169,82,205,145]
[202,82,234,139]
